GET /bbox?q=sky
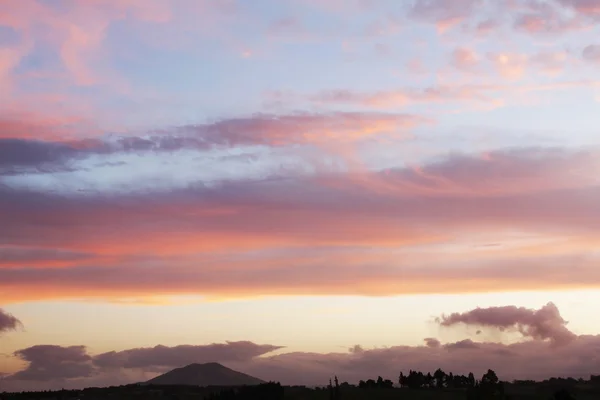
[1,0,600,392]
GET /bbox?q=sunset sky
[1,0,600,391]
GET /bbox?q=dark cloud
[92,341,283,369]
[445,339,481,350]
[10,345,94,381]
[437,302,577,345]
[0,246,93,266]
[424,338,441,348]
[5,341,282,387]
[0,112,423,175]
[0,309,22,333]
[0,139,80,172]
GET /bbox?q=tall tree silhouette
[468,372,476,388]
[433,368,447,388]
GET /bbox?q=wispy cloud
[1,146,599,302]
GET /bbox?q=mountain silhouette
[145,362,265,386]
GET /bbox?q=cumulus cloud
[0,308,21,333]
[444,339,481,350]
[424,338,441,348]
[10,345,94,381]
[5,341,282,388]
[437,302,577,345]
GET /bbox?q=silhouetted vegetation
[357,375,394,389]
[398,368,476,389]
[204,382,284,400]
[2,371,600,400]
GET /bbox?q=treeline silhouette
[3,371,596,400]
[397,368,493,390]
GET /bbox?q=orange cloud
[488,52,528,80]
[1,147,600,303]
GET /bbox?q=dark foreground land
[3,379,600,400]
[3,372,600,400]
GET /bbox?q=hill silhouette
[145,362,265,386]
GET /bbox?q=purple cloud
[93,341,283,369]
[10,345,94,381]
[437,302,577,345]
[0,308,22,333]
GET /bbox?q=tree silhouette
[425,372,433,388]
[481,369,499,386]
[434,368,447,388]
[468,372,476,388]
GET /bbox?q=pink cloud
[181,112,427,145]
[404,0,597,36]
[514,13,587,34]
[529,51,569,76]
[409,0,483,33]
[558,0,600,16]
[1,146,600,302]
[437,302,577,346]
[475,19,498,35]
[304,85,499,109]
[273,79,600,111]
[450,47,480,70]
[406,59,428,74]
[0,149,600,301]
[488,52,528,80]
[0,0,239,126]
[0,112,98,140]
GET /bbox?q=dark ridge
[145,362,265,387]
